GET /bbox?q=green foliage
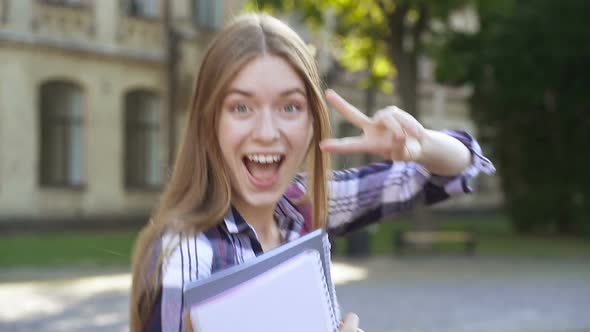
[435,0,590,234]
[245,0,470,99]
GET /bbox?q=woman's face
[218,55,313,210]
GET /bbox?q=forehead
[228,55,306,96]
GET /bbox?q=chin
[242,190,284,208]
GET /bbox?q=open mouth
[242,153,285,188]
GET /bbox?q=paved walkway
[1,256,589,332]
[336,257,590,332]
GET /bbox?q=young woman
[130,13,495,332]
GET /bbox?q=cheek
[217,117,243,163]
[287,116,314,155]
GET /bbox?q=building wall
[0,0,499,225]
[0,0,242,223]
[0,46,164,219]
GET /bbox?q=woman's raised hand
[320,89,427,163]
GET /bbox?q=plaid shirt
[143,130,495,332]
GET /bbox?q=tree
[246,0,470,119]
[435,0,590,234]
[246,1,478,253]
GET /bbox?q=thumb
[339,312,359,332]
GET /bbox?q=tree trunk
[346,80,377,257]
[390,46,435,234]
[396,57,418,118]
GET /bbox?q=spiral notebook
[183,229,340,332]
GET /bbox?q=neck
[232,200,279,248]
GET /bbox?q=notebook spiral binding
[321,234,341,332]
[307,249,337,332]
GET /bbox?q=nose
[252,109,280,143]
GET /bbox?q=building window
[123,0,159,19]
[40,0,92,7]
[39,81,84,188]
[193,0,224,30]
[124,90,162,189]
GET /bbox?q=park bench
[393,230,477,255]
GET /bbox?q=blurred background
[0,0,588,331]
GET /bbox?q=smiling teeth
[246,154,282,164]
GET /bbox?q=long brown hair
[129,13,331,331]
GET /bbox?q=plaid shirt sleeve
[144,232,214,332]
[326,130,496,236]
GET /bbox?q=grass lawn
[1,215,590,268]
[334,215,590,258]
[0,230,137,268]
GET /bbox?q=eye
[232,103,250,113]
[282,103,301,113]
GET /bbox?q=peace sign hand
[320,89,427,162]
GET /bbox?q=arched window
[124,90,162,189]
[39,81,84,187]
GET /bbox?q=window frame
[39,81,86,189]
[39,0,93,9]
[123,89,163,191]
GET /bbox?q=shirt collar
[222,206,249,234]
[222,195,305,235]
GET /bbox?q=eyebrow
[225,88,307,98]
